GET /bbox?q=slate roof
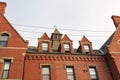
[99,32,115,54]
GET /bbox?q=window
[42,42,49,52]
[2,60,11,79]
[66,66,75,80]
[64,43,70,52]
[42,66,50,80]
[0,34,9,47]
[84,44,90,54]
[89,67,98,80]
[54,34,58,40]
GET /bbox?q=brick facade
[0,2,120,80]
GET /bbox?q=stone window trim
[64,64,75,69]
[87,64,99,80]
[65,65,75,80]
[0,31,11,38]
[40,64,51,68]
[0,57,13,79]
[40,64,51,80]
[0,57,14,63]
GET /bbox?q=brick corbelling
[25,54,105,62]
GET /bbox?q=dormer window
[42,42,49,52]
[0,33,9,47]
[64,43,70,53]
[84,44,90,54]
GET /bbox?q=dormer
[60,34,74,53]
[51,28,62,52]
[77,36,94,54]
[38,33,52,53]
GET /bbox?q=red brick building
[0,2,120,80]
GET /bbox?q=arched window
[0,33,9,47]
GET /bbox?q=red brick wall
[0,12,28,79]
[24,54,112,80]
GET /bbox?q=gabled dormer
[51,28,62,52]
[38,33,52,53]
[77,36,94,54]
[60,34,74,53]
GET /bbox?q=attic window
[42,42,49,52]
[64,43,70,53]
[0,33,9,47]
[84,44,90,54]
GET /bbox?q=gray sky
[1,0,120,49]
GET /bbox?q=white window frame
[64,43,70,52]
[66,66,75,80]
[89,67,98,80]
[84,44,90,54]
[42,66,50,80]
[2,60,11,79]
[42,42,49,52]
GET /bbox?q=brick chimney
[0,2,6,16]
[111,15,120,28]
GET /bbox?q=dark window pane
[0,34,9,47]
[0,41,7,47]
[2,35,9,41]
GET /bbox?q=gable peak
[39,33,50,40]
[111,15,120,28]
[61,34,72,41]
[81,36,90,42]
[53,28,61,34]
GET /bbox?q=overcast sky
[1,0,120,49]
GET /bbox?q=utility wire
[17,29,110,37]
[12,23,114,32]
[23,36,106,42]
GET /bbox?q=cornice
[25,55,105,62]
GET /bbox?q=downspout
[22,53,27,80]
[106,54,114,80]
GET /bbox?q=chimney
[111,15,120,28]
[0,2,6,16]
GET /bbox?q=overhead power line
[23,36,106,42]
[17,29,110,37]
[12,23,114,32]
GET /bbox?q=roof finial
[54,25,57,28]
